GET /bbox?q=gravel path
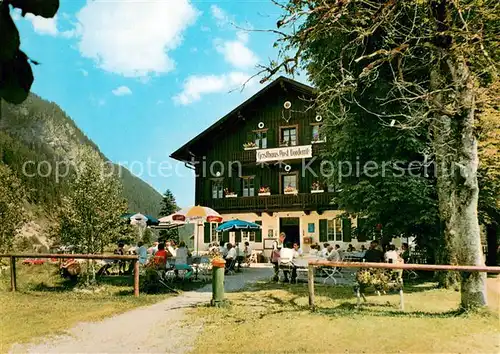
[10,267,272,354]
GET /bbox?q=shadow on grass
[240,279,476,320]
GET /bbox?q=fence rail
[306,261,500,310]
[0,253,140,296]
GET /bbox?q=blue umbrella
[216,219,261,232]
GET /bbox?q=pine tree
[160,189,178,217]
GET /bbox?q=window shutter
[235,231,242,243]
[267,128,274,147]
[222,231,230,243]
[356,218,367,242]
[204,223,211,243]
[342,218,352,242]
[319,219,327,242]
[255,221,262,242]
[246,131,253,143]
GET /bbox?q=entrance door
[280,217,300,246]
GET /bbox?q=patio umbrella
[170,206,223,254]
[216,219,261,232]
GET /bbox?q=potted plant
[284,185,298,195]
[258,186,271,196]
[243,141,258,150]
[224,188,237,198]
[279,140,289,147]
[311,134,325,144]
[311,181,324,193]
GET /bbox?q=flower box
[243,146,259,151]
[311,189,324,193]
[258,192,271,196]
[225,194,237,198]
[284,190,298,195]
[311,139,325,144]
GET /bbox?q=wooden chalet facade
[171,77,358,254]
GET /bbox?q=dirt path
[10,267,272,354]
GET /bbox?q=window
[327,219,343,241]
[211,223,219,242]
[311,124,324,143]
[282,173,298,193]
[242,230,256,242]
[254,130,267,149]
[211,180,223,199]
[280,126,297,146]
[242,177,255,197]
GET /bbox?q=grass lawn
[187,280,500,354]
[0,262,201,353]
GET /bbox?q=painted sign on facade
[256,145,312,163]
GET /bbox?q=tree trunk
[431,56,487,309]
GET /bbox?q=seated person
[364,240,384,263]
[137,241,148,265]
[174,241,193,279]
[293,243,303,257]
[360,244,367,252]
[219,242,228,258]
[320,243,330,258]
[327,245,342,262]
[114,242,126,275]
[347,244,356,252]
[225,243,237,273]
[279,243,297,282]
[384,244,399,263]
[400,243,410,263]
[153,243,171,268]
[309,244,319,256]
[235,242,245,270]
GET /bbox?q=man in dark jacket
[364,240,384,262]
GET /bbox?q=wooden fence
[307,260,500,310]
[0,253,140,296]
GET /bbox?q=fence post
[308,263,315,310]
[10,256,17,292]
[134,260,139,297]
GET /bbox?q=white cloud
[112,86,132,96]
[174,72,255,105]
[25,14,59,36]
[215,36,259,70]
[210,5,229,26]
[79,69,89,77]
[75,0,199,78]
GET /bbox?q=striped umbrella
[170,206,223,254]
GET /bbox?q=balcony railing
[200,192,336,213]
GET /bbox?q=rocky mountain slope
[0,94,162,216]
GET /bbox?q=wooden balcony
[200,192,337,214]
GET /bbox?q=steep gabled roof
[170,76,315,162]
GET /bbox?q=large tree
[0,162,26,253]
[266,0,498,309]
[54,147,127,282]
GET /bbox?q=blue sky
[11,0,295,209]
